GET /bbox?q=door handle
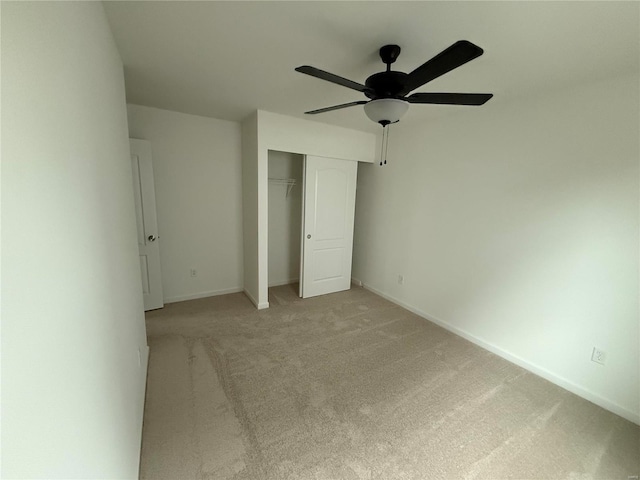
[148,235,157,242]
[307,234,311,239]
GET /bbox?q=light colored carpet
[141,284,639,480]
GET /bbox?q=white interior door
[130,139,164,311]
[300,155,358,298]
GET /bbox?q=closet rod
[268,177,297,197]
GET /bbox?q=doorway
[299,156,358,298]
[130,139,164,311]
[268,150,303,299]
[267,151,359,302]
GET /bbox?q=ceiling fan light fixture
[364,98,409,125]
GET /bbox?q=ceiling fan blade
[296,65,368,93]
[304,101,368,115]
[401,41,484,94]
[407,92,493,105]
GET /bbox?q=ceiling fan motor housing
[365,71,409,99]
[364,45,406,99]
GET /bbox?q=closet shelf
[269,177,297,197]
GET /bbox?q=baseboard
[243,289,269,310]
[164,287,244,304]
[141,344,150,372]
[351,277,363,287]
[268,278,299,287]
[136,344,150,479]
[361,282,640,426]
[139,343,150,406]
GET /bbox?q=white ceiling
[103,1,639,133]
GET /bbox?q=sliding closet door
[300,156,357,298]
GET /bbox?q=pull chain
[379,125,386,166]
[379,123,392,166]
[384,123,391,165]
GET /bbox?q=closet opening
[268,150,304,302]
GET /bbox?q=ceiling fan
[295,41,493,126]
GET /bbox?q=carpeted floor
[141,284,639,480]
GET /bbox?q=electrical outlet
[398,275,404,285]
[591,347,607,365]
[190,269,197,277]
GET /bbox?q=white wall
[1,2,148,477]
[353,73,640,424]
[127,104,243,303]
[268,151,303,286]
[241,113,260,307]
